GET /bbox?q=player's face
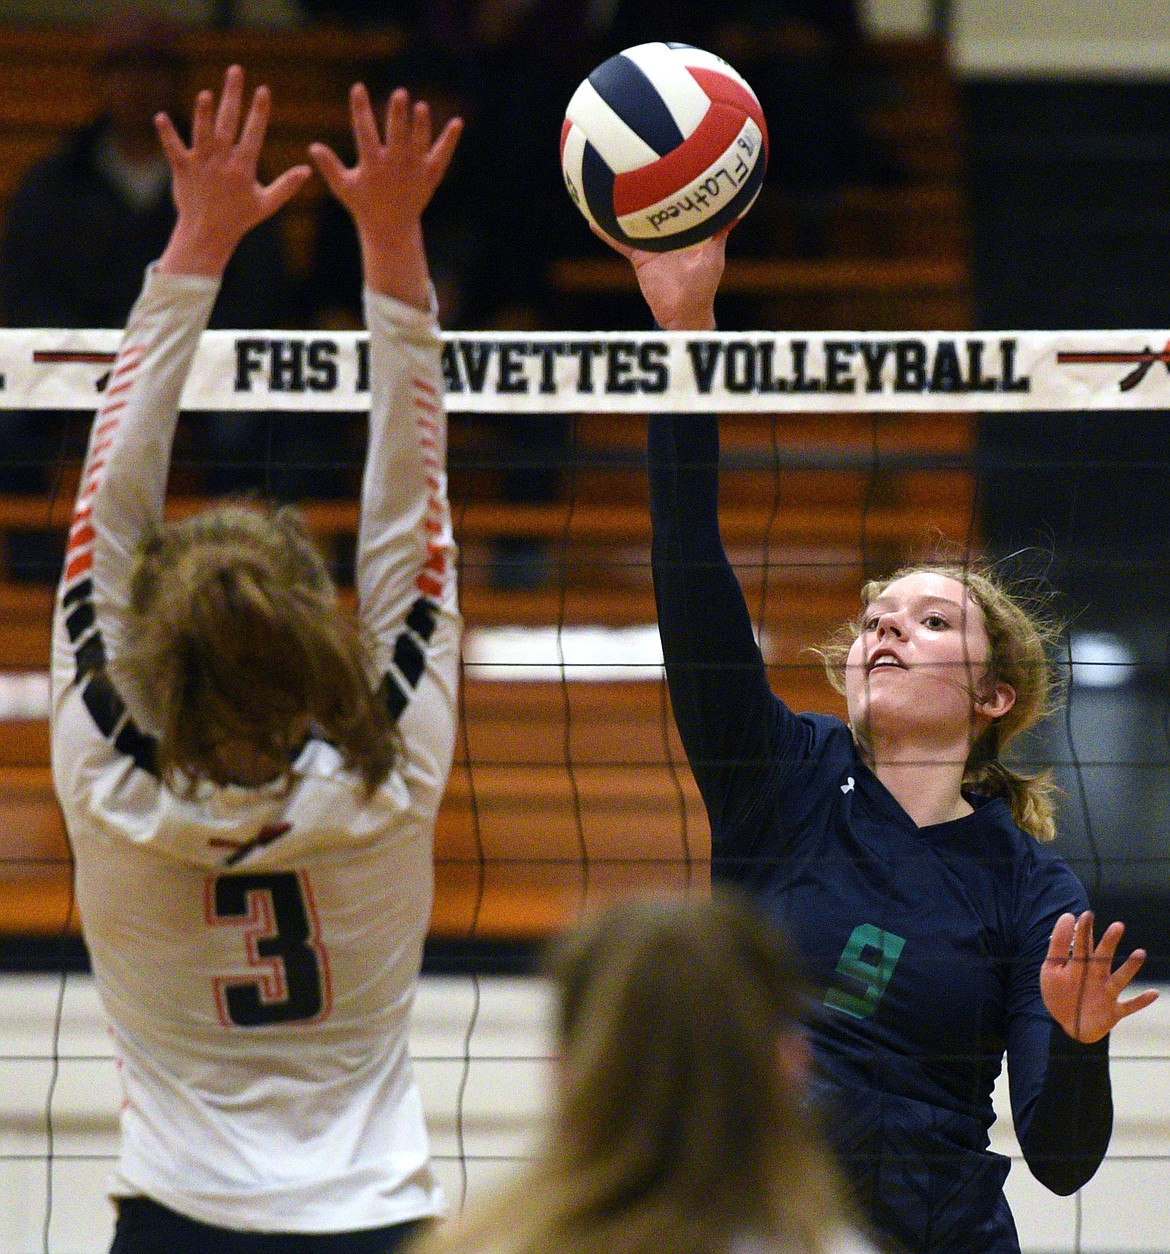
[844,572,1013,747]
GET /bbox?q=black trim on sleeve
[65,580,160,778]
[382,673,409,721]
[393,633,426,688]
[74,632,106,680]
[113,721,159,775]
[376,595,441,724]
[62,577,94,610]
[406,598,438,643]
[81,673,125,739]
[64,601,96,642]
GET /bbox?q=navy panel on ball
[588,54,685,158]
[580,141,623,241]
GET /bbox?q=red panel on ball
[611,101,748,217]
[687,66,769,159]
[559,117,572,161]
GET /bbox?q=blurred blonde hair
[818,559,1064,842]
[410,889,857,1254]
[124,503,394,794]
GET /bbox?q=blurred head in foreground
[413,888,862,1254]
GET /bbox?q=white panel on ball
[563,80,660,174]
[559,124,592,226]
[620,43,713,134]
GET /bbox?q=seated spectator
[299,2,603,329]
[0,6,292,333]
[408,889,878,1254]
[0,6,301,580]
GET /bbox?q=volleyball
[560,42,768,252]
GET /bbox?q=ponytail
[964,754,1059,844]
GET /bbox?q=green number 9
[824,923,906,1020]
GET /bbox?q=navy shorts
[110,1196,433,1254]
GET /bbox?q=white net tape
[1,329,1169,411]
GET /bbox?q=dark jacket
[0,117,289,330]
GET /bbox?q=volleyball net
[1,327,1169,1252]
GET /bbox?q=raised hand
[309,84,463,309]
[591,224,728,332]
[1041,911,1159,1043]
[155,65,311,278]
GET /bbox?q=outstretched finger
[1116,986,1160,1020]
[308,142,349,199]
[350,83,382,162]
[410,98,433,153]
[1072,911,1095,963]
[190,88,216,152]
[1046,912,1077,965]
[383,88,412,149]
[1107,944,1148,993]
[427,116,464,185]
[214,65,246,143]
[154,112,187,168]
[1089,919,1127,975]
[236,84,273,165]
[692,231,729,267]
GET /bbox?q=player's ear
[976,680,1015,720]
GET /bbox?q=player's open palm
[155,65,311,274]
[1041,911,1159,1043]
[309,85,463,245]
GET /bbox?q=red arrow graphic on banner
[1057,340,1170,391]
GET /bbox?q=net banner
[2,329,1170,412]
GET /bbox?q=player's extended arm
[648,410,780,829]
[58,68,309,662]
[1010,908,1157,1193]
[310,86,463,666]
[308,85,463,811]
[603,232,792,830]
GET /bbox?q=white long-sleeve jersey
[49,267,459,1233]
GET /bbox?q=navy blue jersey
[648,414,1112,1254]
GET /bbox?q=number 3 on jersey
[825,923,905,1020]
[206,871,332,1027]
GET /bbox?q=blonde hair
[125,503,394,794]
[411,890,856,1254]
[819,559,1064,842]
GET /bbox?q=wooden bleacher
[0,24,976,953]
